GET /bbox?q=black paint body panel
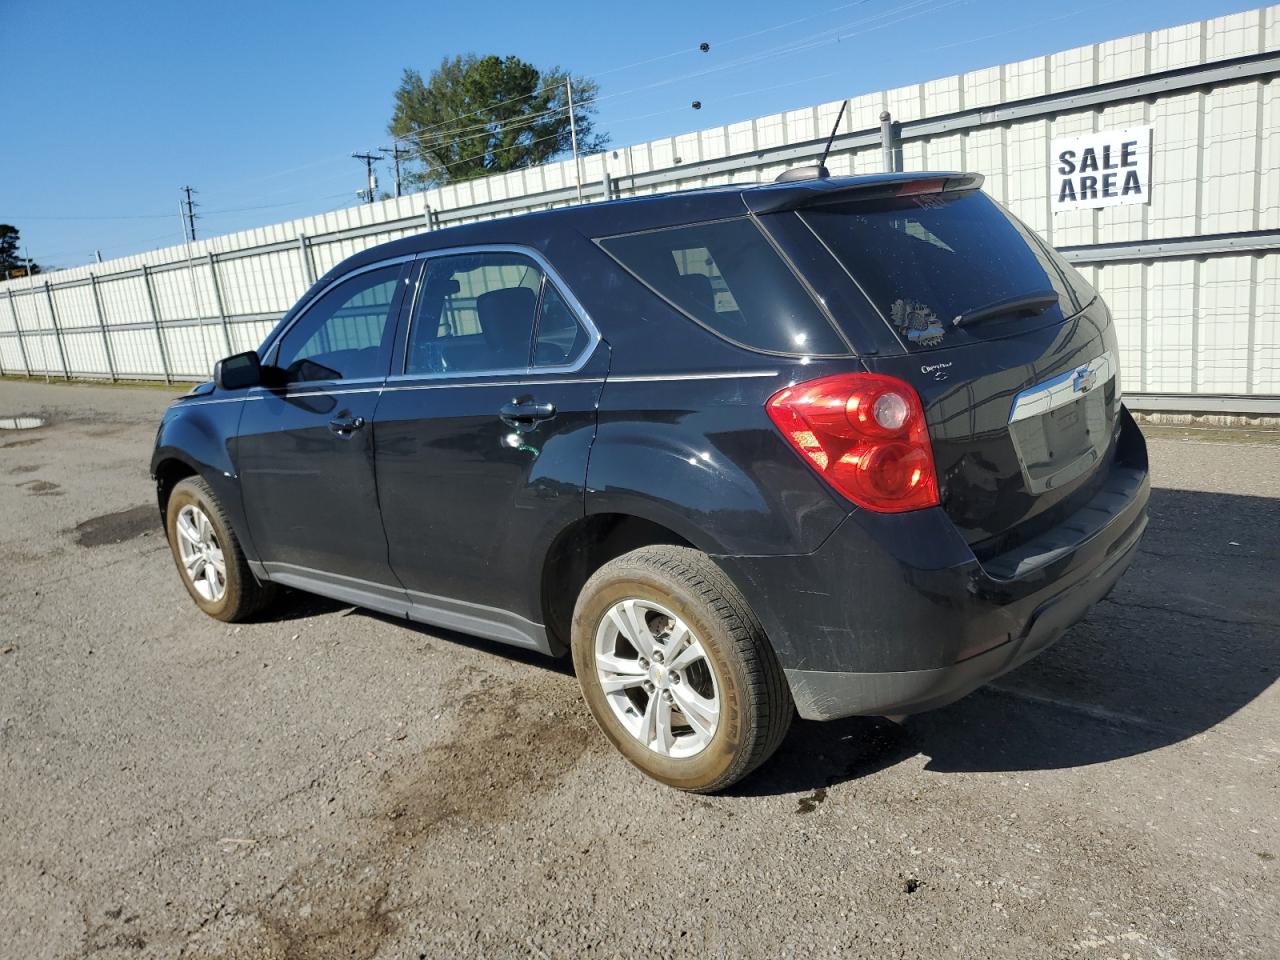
[235,385,394,584]
[373,349,611,628]
[150,173,1150,723]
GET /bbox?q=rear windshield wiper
[952,290,1059,329]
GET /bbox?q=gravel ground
[1,378,1277,960]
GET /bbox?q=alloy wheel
[593,598,721,758]
[174,504,227,603]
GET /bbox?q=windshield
[801,191,1092,352]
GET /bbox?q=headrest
[477,286,537,359]
[424,277,461,299]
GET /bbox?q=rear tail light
[766,373,939,512]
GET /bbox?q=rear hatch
[787,182,1123,554]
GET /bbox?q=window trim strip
[396,243,602,381]
[592,216,853,361]
[259,254,419,365]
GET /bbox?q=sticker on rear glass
[890,299,945,347]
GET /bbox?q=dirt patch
[81,909,146,954]
[72,505,158,547]
[6,464,41,474]
[251,875,395,960]
[383,677,592,841]
[193,868,395,960]
[17,478,62,496]
[197,677,593,960]
[77,423,135,439]
[1,436,43,448]
[796,786,828,814]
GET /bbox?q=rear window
[599,218,848,356]
[802,191,1090,351]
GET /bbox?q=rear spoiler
[742,172,985,215]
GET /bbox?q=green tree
[0,224,40,279]
[389,55,608,187]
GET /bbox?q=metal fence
[3,6,1279,413]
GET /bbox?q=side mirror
[213,350,262,391]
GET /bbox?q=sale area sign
[1051,127,1152,211]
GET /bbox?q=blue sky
[0,0,1258,267]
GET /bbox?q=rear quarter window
[598,218,848,357]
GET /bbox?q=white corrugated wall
[1,5,1277,408]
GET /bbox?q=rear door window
[532,282,591,368]
[802,191,1086,351]
[598,218,848,356]
[405,252,544,375]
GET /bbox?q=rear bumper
[717,454,1149,721]
[781,512,1143,719]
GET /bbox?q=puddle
[72,505,158,547]
[0,416,45,430]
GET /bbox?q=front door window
[274,265,404,382]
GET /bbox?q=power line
[578,0,961,112]
[48,0,924,223]
[11,211,174,220]
[386,0,949,161]
[200,190,354,217]
[381,0,887,150]
[925,0,1109,51]
[9,188,361,224]
[19,1,957,234]
[30,0,978,258]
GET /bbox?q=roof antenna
[775,100,846,183]
[816,99,848,176]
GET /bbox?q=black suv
[152,171,1149,792]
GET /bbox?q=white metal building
[2,5,1278,413]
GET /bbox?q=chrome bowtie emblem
[1072,366,1098,394]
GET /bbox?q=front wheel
[165,476,276,622]
[571,546,793,793]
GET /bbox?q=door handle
[499,401,556,430]
[328,414,366,436]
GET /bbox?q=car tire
[571,545,793,793]
[165,476,276,623]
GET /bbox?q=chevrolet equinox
[152,171,1149,792]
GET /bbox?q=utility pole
[26,251,50,383]
[566,77,584,203]
[180,185,199,240]
[178,199,214,369]
[380,143,409,198]
[352,152,379,204]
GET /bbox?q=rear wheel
[165,476,276,622]
[571,545,792,793]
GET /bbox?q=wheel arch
[540,512,697,653]
[153,454,200,518]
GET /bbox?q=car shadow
[254,589,348,624]
[732,486,1280,797]
[357,607,578,676]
